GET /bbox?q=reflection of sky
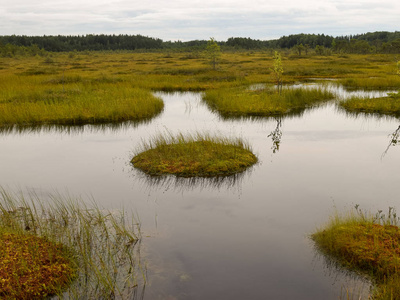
[1,90,399,299]
[1,0,399,40]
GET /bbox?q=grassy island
[339,91,400,117]
[311,207,400,299]
[0,77,164,126]
[202,86,334,118]
[131,133,258,177]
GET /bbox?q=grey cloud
[0,0,399,40]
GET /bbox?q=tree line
[0,34,163,53]
[0,31,399,55]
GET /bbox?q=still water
[1,86,399,299]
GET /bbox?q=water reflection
[0,117,161,135]
[291,81,391,100]
[211,105,327,155]
[336,104,400,121]
[311,244,372,299]
[129,166,255,193]
[268,117,283,153]
[2,86,400,299]
[382,125,400,158]
[209,104,310,122]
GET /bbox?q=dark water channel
[1,85,400,299]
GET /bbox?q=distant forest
[1,31,400,55]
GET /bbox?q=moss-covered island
[131,133,258,177]
[311,207,400,299]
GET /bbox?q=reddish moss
[313,223,400,279]
[313,221,400,299]
[0,232,76,299]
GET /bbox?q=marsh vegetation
[312,207,400,299]
[0,232,76,299]
[339,91,400,117]
[131,132,257,177]
[0,74,164,126]
[2,51,398,126]
[1,46,400,299]
[0,188,143,299]
[203,86,334,117]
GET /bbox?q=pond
[1,85,400,299]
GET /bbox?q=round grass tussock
[131,133,258,177]
[202,86,334,117]
[311,207,400,299]
[0,232,76,299]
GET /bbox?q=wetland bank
[1,48,400,299]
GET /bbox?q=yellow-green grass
[311,207,400,299]
[338,76,400,90]
[202,86,334,118]
[1,52,397,90]
[0,232,76,299]
[0,52,398,126]
[131,132,258,177]
[339,92,400,117]
[0,73,164,126]
[0,188,143,299]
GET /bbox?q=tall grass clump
[0,187,144,299]
[339,92,400,117]
[131,132,258,177]
[311,206,400,299]
[202,85,334,118]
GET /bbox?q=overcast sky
[1,0,399,41]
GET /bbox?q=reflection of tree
[382,125,400,158]
[267,117,283,153]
